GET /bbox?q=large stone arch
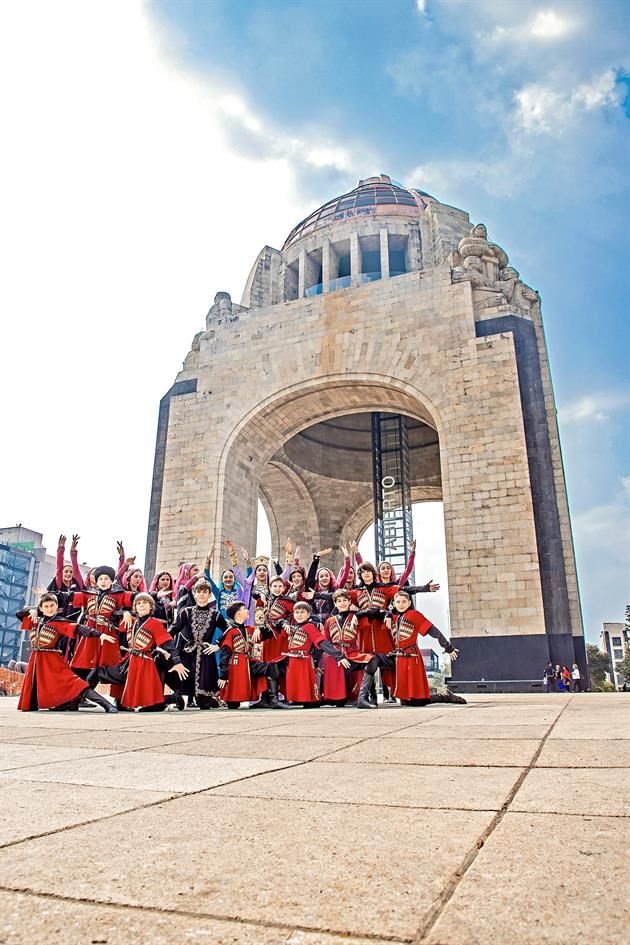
[213,374,445,563]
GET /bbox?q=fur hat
[94,565,116,582]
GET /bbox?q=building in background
[0,526,56,664]
[600,622,628,689]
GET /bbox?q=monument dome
[282,174,433,249]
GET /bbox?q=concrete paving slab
[536,739,630,768]
[212,759,520,811]
[0,779,173,847]
[549,719,630,740]
[384,723,550,740]
[0,890,409,945]
[0,725,87,742]
[444,707,562,725]
[255,718,424,737]
[511,768,630,816]
[0,751,296,794]
[0,743,120,771]
[0,796,492,940]
[425,812,630,945]
[1,729,215,751]
[144,733,361,761]
[321,736,539,767]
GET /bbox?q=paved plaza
[0,693,628,944]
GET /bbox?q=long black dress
[170,604,227,709]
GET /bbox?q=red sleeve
[305,622,325,647]
[70,549,84,589]
[221,628,234,653]
[55,543,64,586]
[116,591,134,609]
[55,621,78,639]
[20,616,34,631]
[414,611,434,636]
[398,550,415,586]
[322,617,333,641]
[336,557,350,588]
[149,618,173,647]
[72,592,86,608]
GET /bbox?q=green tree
[617,648,630,688]
[586,643,612,688]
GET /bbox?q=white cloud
[482,7,578,46]
[558,391,630,425]
[529,9,575,40]
[514,70,620,134]
[0,0,363,570]
[416,0,429,16]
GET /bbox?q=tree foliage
[586,643,611,685]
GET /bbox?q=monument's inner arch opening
[257,409,443,574]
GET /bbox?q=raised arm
[398,540,416,586]
[55,535,65,587]
[70,534,84,588]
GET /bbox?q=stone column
[350,232,361,287]
[322,237,331,293]
[380,228,390,279]
[298,248,305,299]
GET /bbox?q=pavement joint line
[412,696,574,945]
[0,730,252,774]
[0,755,310,851]
[0,884,414,943]
[203,792,505,814]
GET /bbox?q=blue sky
[0,0,627,641]
[153,0,630,636]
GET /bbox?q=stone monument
[146,174,585,690]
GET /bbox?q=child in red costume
[88,594,188,711]
[322,589,379,707]
[17,593,117,712]
[70,565,134,677]
[218,602,287,709]
[364,589,464,707]
[274,601,343,706]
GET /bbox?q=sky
[0,0,628,642]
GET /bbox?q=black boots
[82,688,118,713]
[430,690,467,705]
[267,677,292,708]
[357,671,377,709]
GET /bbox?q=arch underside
[218,376,443,569]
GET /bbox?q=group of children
[17,533,463,713]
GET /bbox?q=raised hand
[284,537,292,554]
[225,539,235,554]
[58,534,66,547]
[316,548,333,558]
[410,539,416,554]
[350,540,358,554]
[124,556,136,567]
[241,548,251,561]
[427,579,440,593]
[71,534,80,551]
[294,545,301,561]
[116,541,125,558]
[340,544,348,558]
